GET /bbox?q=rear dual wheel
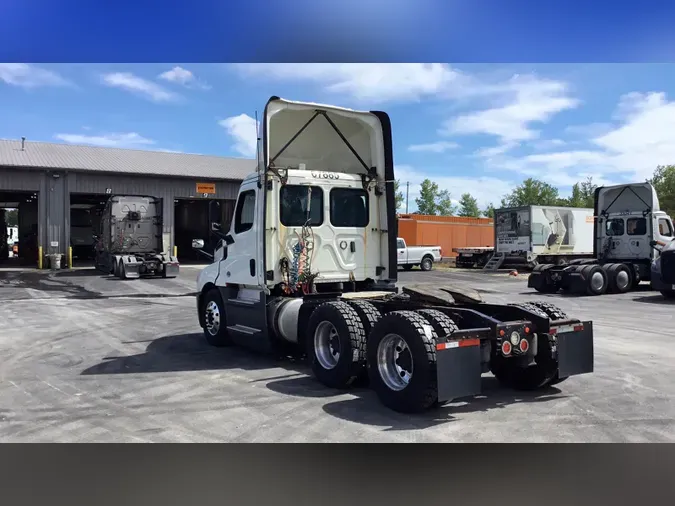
[308,303,457,413]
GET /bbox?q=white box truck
[455,205,595,269]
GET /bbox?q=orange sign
[586,215,595,223]
[196,182,216,194]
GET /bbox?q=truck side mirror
[224,233,235,246]
[192,239,205,250]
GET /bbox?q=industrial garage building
[0,138,254,268]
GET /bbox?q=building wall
[0,166,242,263]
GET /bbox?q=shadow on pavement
[81,332,566,429]
[632,294,673,305]
[53,268,105,278]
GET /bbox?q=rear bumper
[434,321,594,403]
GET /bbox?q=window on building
[626,217,646,236]
[234,190,256,234]
[280,185,323,227]
[605,218,624,236]
[330,188,369,227]
[659,218,674,237]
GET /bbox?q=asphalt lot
[1,264,674,442]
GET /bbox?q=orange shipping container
[397,214,494,258]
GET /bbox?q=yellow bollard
[38,246,43,269]
[173,245,177,257]
[68,247,73,269]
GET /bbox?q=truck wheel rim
[205,301,220,336]
[314,321,340,370]
[590,272,605,291]
[377,333,413,391]
[616,270,629,289]
[423,259,431,270]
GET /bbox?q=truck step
[483,252,506,271]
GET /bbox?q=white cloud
[158,66,210,89]
[218,114,259,157]
[482,91,675,187]
[408,141,459,153]
[101,72,178,102]
[394,164,515,211]
[232,63,468,103]
[54,132,155,148]
[0,63,70,88]
[442,75,580,145]
[530,138,567,151]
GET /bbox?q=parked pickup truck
[396,237,442,271]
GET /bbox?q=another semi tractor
[528,182,674,295]
[192,96,595,413]
[94,194,179,279]
[454,205,595,270]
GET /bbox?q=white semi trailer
[192,96,595,413]
[455,205,595,269]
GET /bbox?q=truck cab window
[659,218,674,237]
[280,185,323,227]
[330,188,369,227]
[234,190,255,234]
[606,218,624,236]
[626,217,646,236]
[397,239,405,249]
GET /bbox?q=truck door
[217,180,270,351]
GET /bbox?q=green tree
[458,193,480,217]
[415,179,456,215]
[482,203,495,218]
[393,180,405,211]
[649,165,675,216]
[501,178,560,207]
[561,176,597,208]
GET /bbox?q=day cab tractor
[528,182,674,296]
[193,96,595,413]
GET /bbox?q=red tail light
[501,341,512,355]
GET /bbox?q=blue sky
[2,63,675,211]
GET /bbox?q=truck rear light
[519,339,529,353]
[501,341,512,355]
[509,331,520,345]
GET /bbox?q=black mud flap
[435,339,483,403]
[556,321,594,378]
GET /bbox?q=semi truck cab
[193,96,594,413]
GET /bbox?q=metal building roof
[0,139,256,181]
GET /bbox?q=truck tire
[202,289,232,347]
[606,263,632,293]
[119,260,127,280]
[420,256,433,272]
[528,301,568,321]
[306,301,367,389]
[585,265,608,295]
[367,311,439,413]
[345,299,381,337]
[490,353,558,391]
[113,258,120,277]
[417,309,458,338]
[508,302,549,320]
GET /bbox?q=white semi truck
[528,182,675,295]
[454,205,595,269]
[192,96,595,413]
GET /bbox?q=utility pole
[406,181,409,213]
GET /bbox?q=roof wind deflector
[268,109,373,175]
[601,186,652,216]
